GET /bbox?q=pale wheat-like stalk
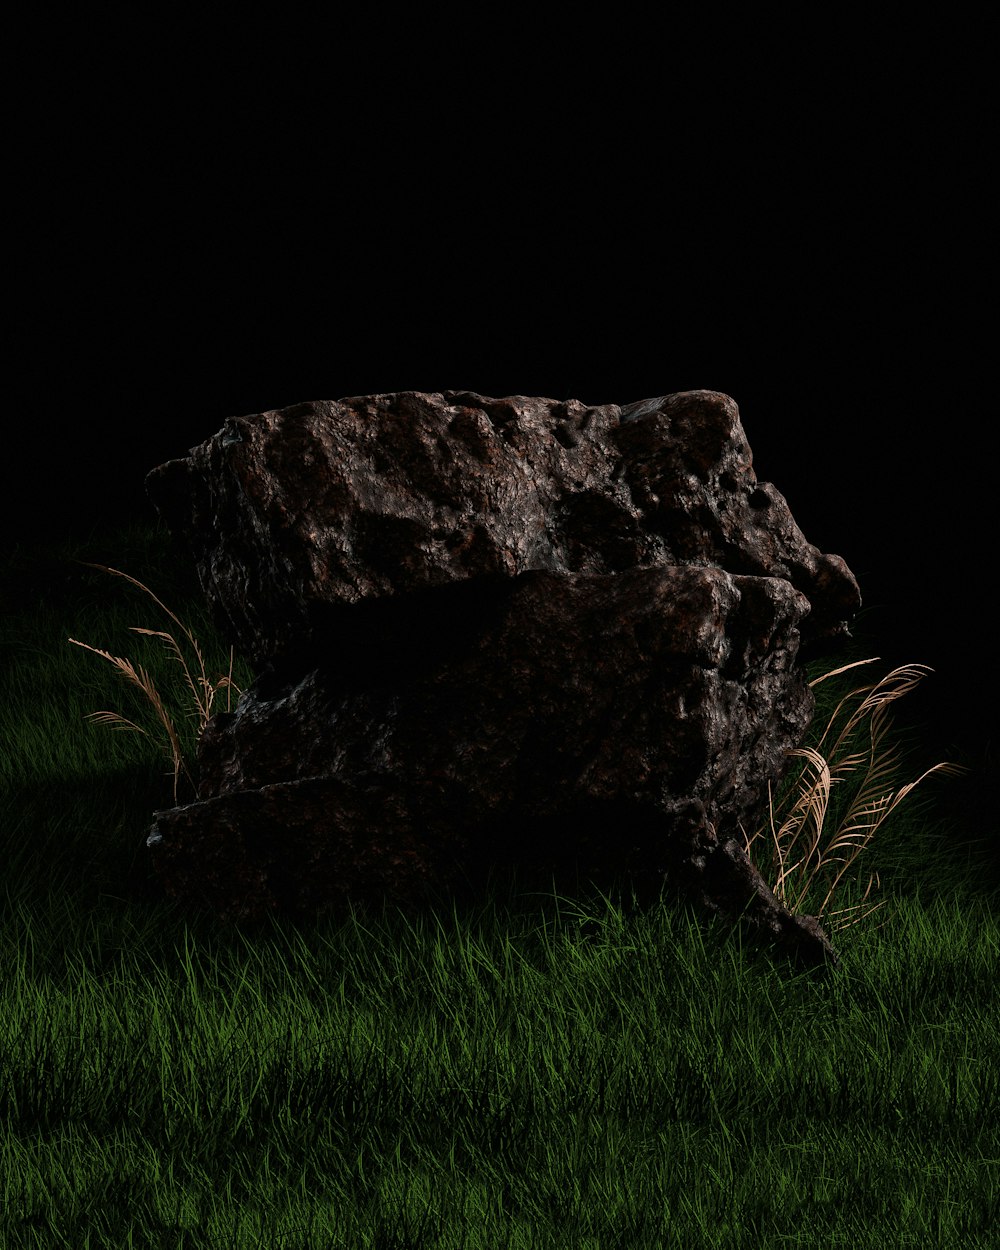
[68,562,243,804]
[739,657,968,935]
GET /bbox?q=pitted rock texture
[146,389,859,672]
[144,389,862,969]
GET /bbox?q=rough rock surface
[144,389,862,968]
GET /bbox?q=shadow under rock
[3,763,178,914]
[165,829,839,985]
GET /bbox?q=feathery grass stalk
[739,657,968,936]
[67,562,243,804]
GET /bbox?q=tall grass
[67,561,242,804]
[738,657,968,937]
[1,519,996,1249]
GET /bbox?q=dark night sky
[7,34,994,806]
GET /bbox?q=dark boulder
[145,389,862,968]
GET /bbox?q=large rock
[145,389,862,968]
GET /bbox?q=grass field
[1,518,997,1248]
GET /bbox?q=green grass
[1,517,997,1249]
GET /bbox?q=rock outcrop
[144,389,862,968]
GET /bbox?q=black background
[7,23,994,815]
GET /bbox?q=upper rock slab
[145,389,861,668]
